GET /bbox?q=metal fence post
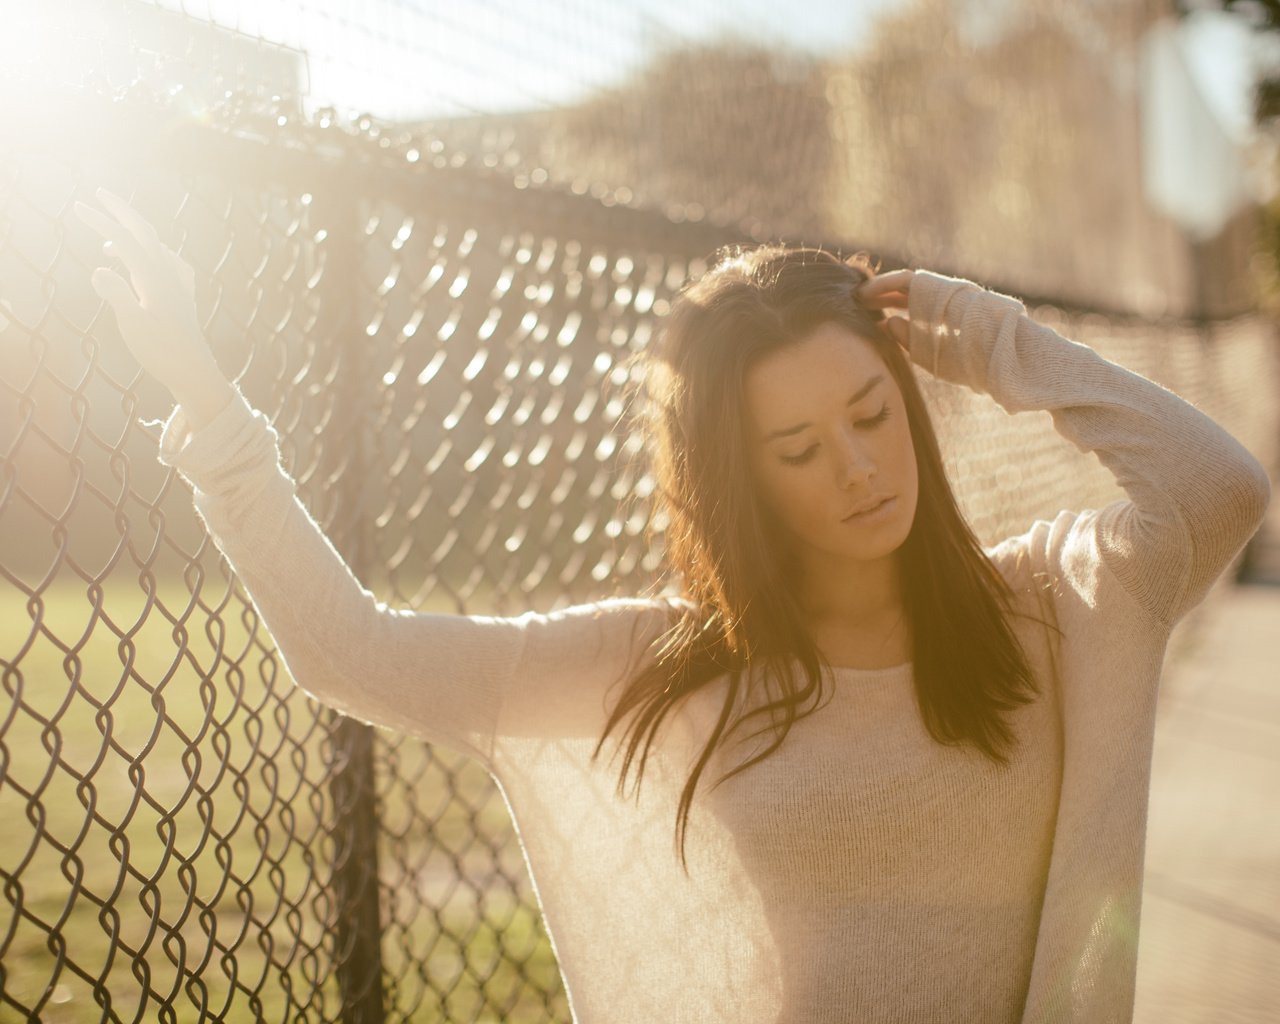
[329,717,385,1024]
[311,182,386,1024]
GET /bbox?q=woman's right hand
[855,268,914,352]
[74,188,236,428]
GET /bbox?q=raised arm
[869,269,1271,629]
[155,389,529,766]
[75,188,533,767]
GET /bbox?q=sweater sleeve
[155,387,529,770]
[906,270,1272,629]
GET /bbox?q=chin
[839,519,912,559]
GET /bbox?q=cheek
[887,412,916,474]
[894,428,921,514]
[899,431,918,476]
[756,464,827,528]
[906,436,920,487]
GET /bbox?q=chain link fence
[3,2,1278,1022]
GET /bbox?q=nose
[832,430,875,488]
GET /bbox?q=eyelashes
[779,407,892,466]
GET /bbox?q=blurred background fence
[2,1,1278,1021]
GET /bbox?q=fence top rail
[8,79,1263,325]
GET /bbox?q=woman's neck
[797,553,904,626]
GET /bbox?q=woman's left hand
[855,269,914,351]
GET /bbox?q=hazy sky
[2,1,1263,129]
[152,0,907,119]
[156,0,1265,127]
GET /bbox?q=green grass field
[1,576,566,1023]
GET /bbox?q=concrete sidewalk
[1133,498,1280,1023]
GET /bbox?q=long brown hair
[592,244,1061,872]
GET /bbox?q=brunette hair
[591,244,1061,872]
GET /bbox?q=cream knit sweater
[157,271,1271,1023]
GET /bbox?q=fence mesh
[3,2,1279,1023]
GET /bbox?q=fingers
[856,269,914,308]
[860,269,914,293]
[883,314,910,350]
[860,289,909,311]
[164,248,197,293]
[73,201,152,283]
[74,193,175,307]
[93,187,163,253]
[90,266,145,330]
[71,199,118,241]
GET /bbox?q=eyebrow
[761,374,885,441]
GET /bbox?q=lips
[844,496,892,519]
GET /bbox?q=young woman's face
[743,321,919,571]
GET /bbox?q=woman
[75,188,1270,1023]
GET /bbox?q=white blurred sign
[1140,11,1267,241]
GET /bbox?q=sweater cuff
[156,387,280,492]
[906,269,1025,381]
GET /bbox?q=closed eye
[779,407,891,465]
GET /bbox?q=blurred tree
[549,40,837,239]
[1185,0,1280,310]
[422,0,1257,316]
[827,0,1212,315]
